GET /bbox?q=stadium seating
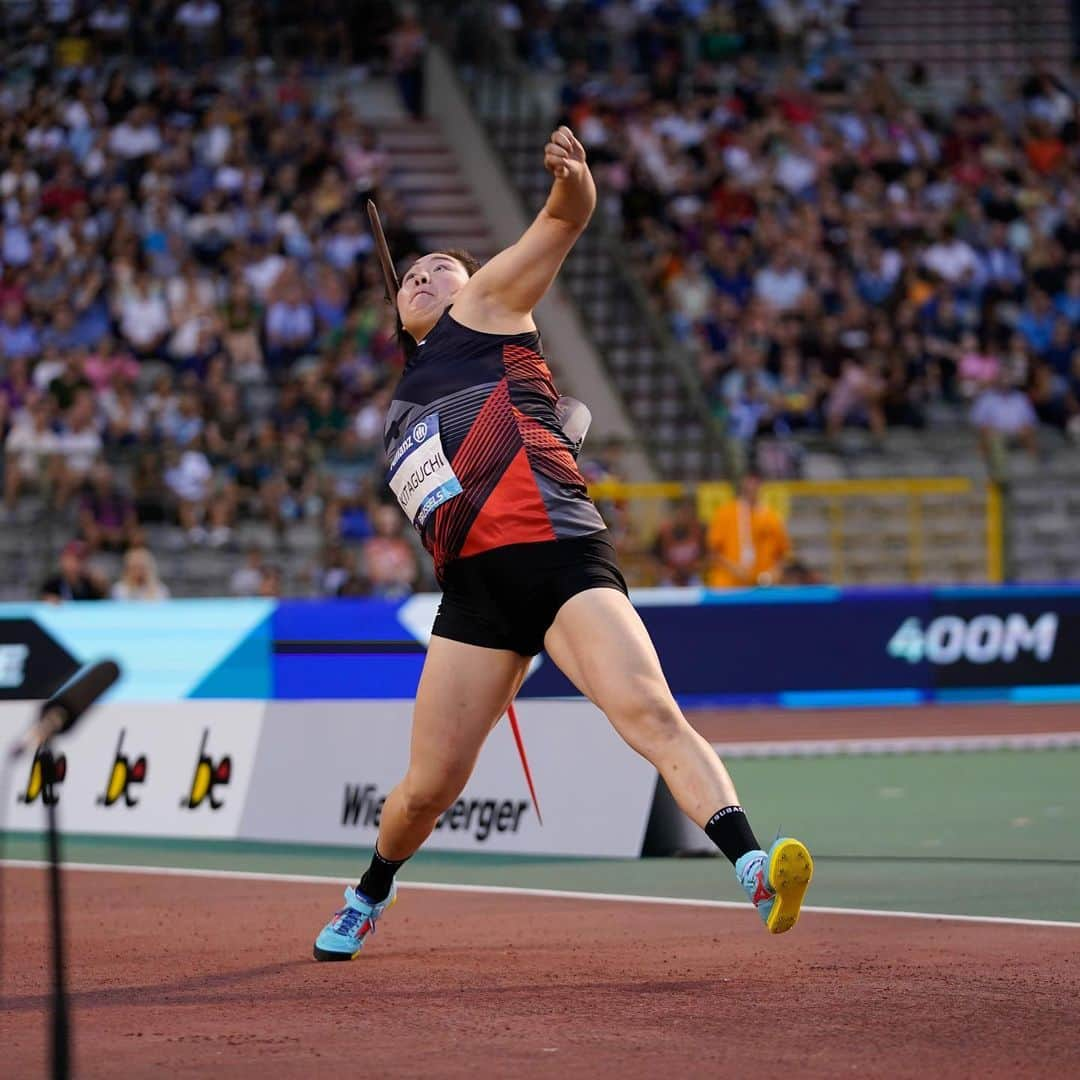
[2,1,1079,597]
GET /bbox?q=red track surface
[688,702,1080,742]
[2,868,1078,1078]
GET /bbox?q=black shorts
[432,529,628,657]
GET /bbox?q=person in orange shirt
[707,471,791,587]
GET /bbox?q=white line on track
[711,732,1080,757]
[3,858,1078,930]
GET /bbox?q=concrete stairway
[378,120,496,261]
[487,117,717,479]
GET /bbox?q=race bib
[386,412,462,529]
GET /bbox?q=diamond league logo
[412,419,428,442]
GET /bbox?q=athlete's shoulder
[445,291,538,338]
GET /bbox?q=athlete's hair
[396,249,482,359]
[439,249,481,276]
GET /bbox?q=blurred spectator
[54,392,103,507]
[754,250,808,312]
[4,399,60,513]
[221,279,264,380]
[40,540,106,603]
[111,546,171,601]
[0,300,40,360]
[361,504,419,597]
[825,358,886,441]
[1066,351,1080,442]
[131,450,168,524]
[116,271,170,358]
[230,547,267,597]
[265,273,316,371]
[922,225,978,285]
[78,463,139,552]
[389,10,426,118]
[706,472,791,588]
[258,563,283,598]
[318,544,368,597]
[972,369,1039,465]
[652,496,707,585]
[774,348,817,429]
[175,1,222,59]
[164,443,231,546]
[1016,291,1058,357]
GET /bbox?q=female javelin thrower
[313,127,813,960]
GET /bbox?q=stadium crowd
[2,2,1079,597]
[0,1,430,598]
[478,0,1080,464]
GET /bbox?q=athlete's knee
[398,768,467,822]
[607,680,687,750]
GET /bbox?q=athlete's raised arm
[452,126,595,334]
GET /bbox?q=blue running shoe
[735,837,813,934]
[313,883,397,962]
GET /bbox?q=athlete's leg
[544,588,737,826]
[375,635,530,861]
[544,587,813,934]
[314,637,528,959]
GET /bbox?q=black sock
[357,847,408,903]
[704,805,760,866]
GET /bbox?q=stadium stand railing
[590,476,1001,586]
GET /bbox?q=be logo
[18,749,66,806]
[97,729,147,808]
[181,730,231,810]
[413,420,428,442]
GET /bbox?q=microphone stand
[7,660,121,1079]
[39,745,70,1080]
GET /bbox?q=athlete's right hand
[544,126,587,183]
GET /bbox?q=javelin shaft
[366,198,399,305]
[506,703,542,826]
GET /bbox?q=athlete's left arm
[454,126,595,331]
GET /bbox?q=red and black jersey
[383,309,604,579]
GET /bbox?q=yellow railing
[588,477,1003,585]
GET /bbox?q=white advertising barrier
[240,700,659,857]
[0,700,661,857]
[0,702,265,840]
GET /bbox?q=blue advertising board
[0,586,1077,706]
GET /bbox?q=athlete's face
[397,253,471,339]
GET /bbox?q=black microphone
[9,659,121,760]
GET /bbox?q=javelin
[366,199,400,304]
[367,198,543,826]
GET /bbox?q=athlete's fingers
[544,152,571,179]
[552,128,573,151]
[556,126,584,159]
[545,141,569,159]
